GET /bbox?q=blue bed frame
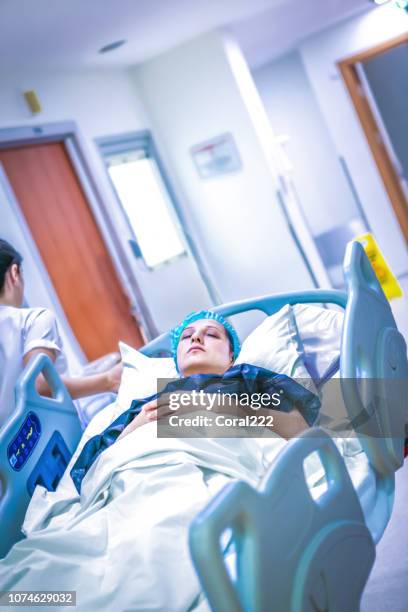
[0,355,82,558]
[0,241,407,610]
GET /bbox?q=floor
[361,458,408,611]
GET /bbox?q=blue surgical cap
[171,310,241,372]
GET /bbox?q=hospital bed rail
[0,353,82,558]
[142,290,347,355]
[189,428,376,612]
[187,240,408,611]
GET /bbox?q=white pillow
[115,341,179,414]
[235,304,317,395]
[292,304,343,386]
[116,303,339,415]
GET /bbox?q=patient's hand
[118,399,170,440]
[117,391,198,440]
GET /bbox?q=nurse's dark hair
[0,239,23,293]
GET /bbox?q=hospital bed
[0,241,407,611]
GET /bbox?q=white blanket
[0,403,290,611]
[0,402,370,612]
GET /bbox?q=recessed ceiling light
[99,40,127,54]
[371,0,390,5]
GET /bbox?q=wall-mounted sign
[190,133,242,179]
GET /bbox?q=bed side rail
[341,241,408,476]
[189,428,375,612]
[0,353,82,559]
[141,289,347,356]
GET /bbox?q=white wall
[0,66,214,363]
[299,4,408,277]
[253,51,360,236]
[133,31,317,336]
[0,66,150,135]
[255,3,408,337]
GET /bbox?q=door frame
[337,32,408,245]
[0,121,157,341]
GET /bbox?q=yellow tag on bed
[355,233,403,300]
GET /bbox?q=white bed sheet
[0,399,376,612]
[0,403,290,611]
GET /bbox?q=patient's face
[177,319,233,377]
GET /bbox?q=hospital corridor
[1,0,408,610]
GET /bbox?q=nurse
[0,239,122,427]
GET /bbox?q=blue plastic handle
[189,428,366,611]
[14,353,71,413]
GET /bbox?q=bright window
[99,133,185,269]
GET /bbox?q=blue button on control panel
[8,412,41,471]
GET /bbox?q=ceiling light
[371,0,391,5]
[99,40,127,54]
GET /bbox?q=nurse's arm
[23,348,122,399]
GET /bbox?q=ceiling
[0,0,373,71]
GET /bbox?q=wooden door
[0,142,144,360]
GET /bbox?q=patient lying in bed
[0,311,321,611]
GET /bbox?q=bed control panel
[7,412,41,471]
